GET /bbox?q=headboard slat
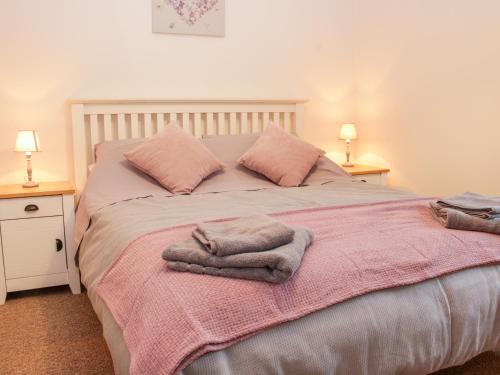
[130,114,140,138]
[144,114,153,138]
[103,114,113,141]
[117,113,126,140]
[206,112,215,135]
[71,99,307,194]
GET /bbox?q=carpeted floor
[0,286,114,374]
[0,286,497,375]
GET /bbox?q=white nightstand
[342,164,390,186]
[0,182,81,304]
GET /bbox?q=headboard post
[295,103,305,138]
[70,99,308,194]
[71,103,87,195]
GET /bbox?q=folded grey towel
[437,192,500,219]
[430,202,500,235]
[192,215,295,256]
[163,227,314,283]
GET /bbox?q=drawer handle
[24,204,39,212]
[56,239,63,252]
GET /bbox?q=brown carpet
[0,286,497,375]
[0,286,114,375]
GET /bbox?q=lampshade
[339,124,357,141]
[15,130,41,152]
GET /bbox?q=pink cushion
[124,124,223,194]
[238,124,325,187]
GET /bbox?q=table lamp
[339,123,357,167]
[15,130,41,188]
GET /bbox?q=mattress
[77,180,500,374]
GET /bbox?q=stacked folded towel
[162,215,314,283]
[430,192,500,235]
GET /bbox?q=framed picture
[152,0,225,37]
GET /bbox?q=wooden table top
[0,181,75,199]
[341,164,390,176]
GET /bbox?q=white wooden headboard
[71,99,307,193]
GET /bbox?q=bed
[71,99,500,375]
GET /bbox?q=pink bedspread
[95,198,500,375]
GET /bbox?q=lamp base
[342,162,355,167]
[22,181,39,188]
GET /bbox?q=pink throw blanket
[95,199,500,374]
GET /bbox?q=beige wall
[0,0,356,184]
[1,1,499,196]
[354,0,500,195]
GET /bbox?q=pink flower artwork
[165,0,220,25]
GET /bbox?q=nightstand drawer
[0,195,62,220]
[1,216,67,279]
[354,174,383,185]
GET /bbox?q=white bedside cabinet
[342,165,390,186]
[0,182,81,305]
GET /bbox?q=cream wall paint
[1,1,499,196]
[354,0,500,195]
[0,0,356,184]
